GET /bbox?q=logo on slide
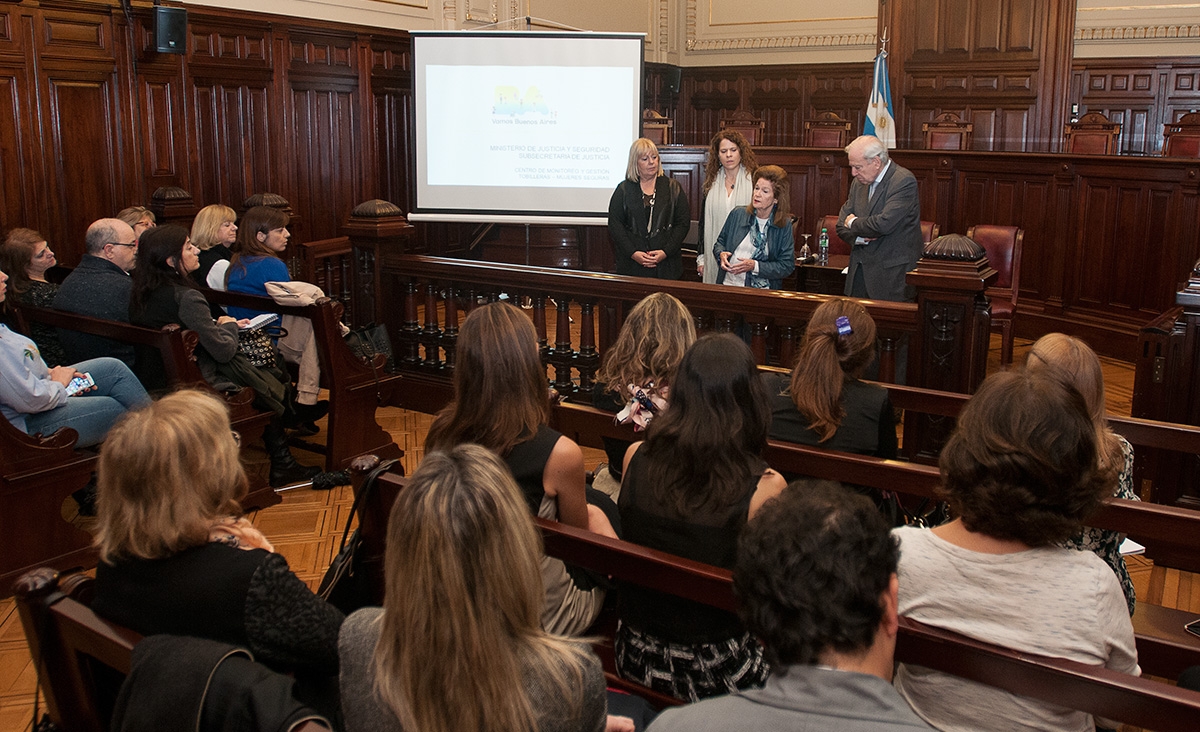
[493,85,553,117]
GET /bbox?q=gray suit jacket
[647,664,934,732]
[836,161,923,302]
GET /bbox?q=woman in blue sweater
[712,165,795,290]
[225,206,292,321]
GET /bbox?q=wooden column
[342,199,415,331]
[905,234,996,460]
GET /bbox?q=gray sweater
[338,607,607,732]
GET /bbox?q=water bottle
[818,227,830,266]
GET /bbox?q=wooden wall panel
[189,81,275,213]
[288,86,361,241]
[1072,58,1200,155]
[0,66,32,233]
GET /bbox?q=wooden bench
[13,567,330,732]
[199,288,404,471]
[530,512,1200,731]
[3,306,278,595]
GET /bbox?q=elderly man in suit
[836,135,923,303]
[53,218,139,366]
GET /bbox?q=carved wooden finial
[243,192,291,210]
[13,567,59,599]
[150,185,192,202]
[924,233,986,261]
[351,199,404,218]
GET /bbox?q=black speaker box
[664,66,682,95]
[154,6,187,55]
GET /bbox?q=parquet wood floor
[0,333,1180,731]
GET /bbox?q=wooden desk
[794,253,849,295]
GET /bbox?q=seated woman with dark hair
[340,444,613,732]
[0,227,67,366]
[763,297,895,458]
[129,225,319,487]
[893,369,1138,732]
[92,390,343,709]
[617,333,785,702]
[425,301,617,636]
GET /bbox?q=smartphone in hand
[65,372,95,396]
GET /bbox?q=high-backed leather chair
[967,224,1025,365]
[642,109,673,146]
[920,220,940,243]
[1064,111,1121,155]
[805,111,853,148]
[815,215,853,256]
[922,112,973,150]
[719,110,765,146]
[1163,112,1200,159]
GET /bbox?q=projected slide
[426,65,632,189]
[411,31,644,224]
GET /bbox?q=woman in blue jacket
[713,165,795,289]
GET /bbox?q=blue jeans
[24,358,151,448]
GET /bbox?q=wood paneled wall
[0,0,413,266]
[1073,57,1200,155]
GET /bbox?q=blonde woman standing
[698,131,756,284]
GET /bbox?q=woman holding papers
[608,138,690,280]
[130,225,319,487]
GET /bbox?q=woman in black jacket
[607,138,690,279]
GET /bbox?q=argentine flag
[864,51,896,149]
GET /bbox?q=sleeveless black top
[504,424,562,516]
[618,448,759,643]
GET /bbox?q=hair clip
[835,316,853,336]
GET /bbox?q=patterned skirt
[614,620,769,703]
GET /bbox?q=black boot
[282,399,329,430]
[263,422,321,488]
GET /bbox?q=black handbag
[344,322,393,370]
[237,325,286,368]
[317,457,400,614]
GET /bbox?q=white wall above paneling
[182,0,444,30]
[1075,1,1200,58]
[683,0,877,65]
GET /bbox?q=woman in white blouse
[697,131,756,284]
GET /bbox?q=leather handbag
[317,457,400,614]
[237,325,286,368]
[344,322,393,370]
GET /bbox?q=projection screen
[409,31,645,225]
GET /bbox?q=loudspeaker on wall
[154,6,187,55]
[664,66,682,95]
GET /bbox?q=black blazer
[607,176,690,280]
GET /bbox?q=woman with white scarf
[698,130,756,284]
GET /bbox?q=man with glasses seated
[53,218,140,366]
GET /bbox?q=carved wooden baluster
[549,296,576,397]
[576,301,598,395]
[714,314,735,334]
[877,335,897,384]
[532,295,549,360]
[400,280,421,368]
[694,311,713,337]
[444,287,460,370]
[421,283,443,369]
[778,323,796,368]
[339,254,353,324]
[749,320,769,365]
[461,286,477,315]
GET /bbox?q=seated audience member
[340,444,611,732]
[53,217,138,366]
[592,292,696,493]
[190,203,238,288]
[116,205,156,241]
[425,301,616,636]
[893,369,1138,732]
[128,226,319,487]
[618,333,785,701]
[0,227,67,366]
[647,481,933,731]
[0,268,149,447]
[92,390,343,710]
[225,205,292,320]
[1026,333,1139,615]
[764,297,896,458]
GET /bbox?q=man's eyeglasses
[108,241,138,248]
